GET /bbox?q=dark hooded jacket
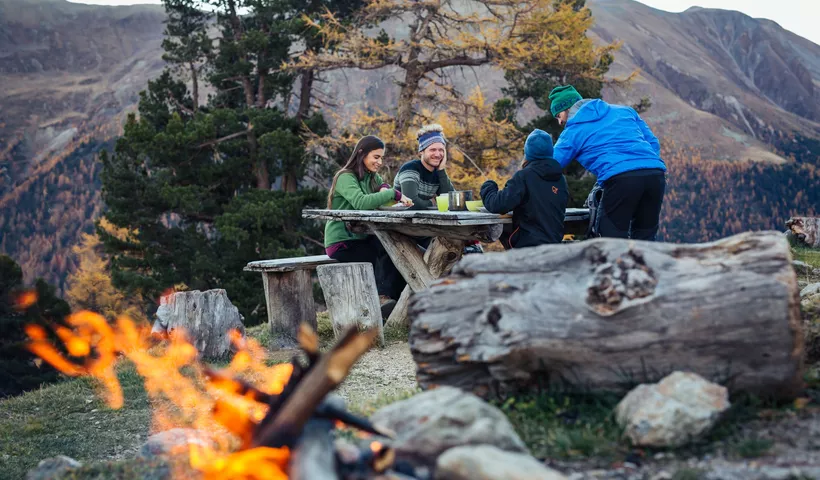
[480,157,569,248]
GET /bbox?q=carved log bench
[244,255,337,346]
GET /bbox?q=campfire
[25,309,423,479]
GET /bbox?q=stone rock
[26,456,81,480]
[138,428,217,459]
[435,445,567,480]
[370,386,528,465]
[153,289,245,358]
[615,371,730,447]
[801,283,820,299]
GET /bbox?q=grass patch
[0,363,152,480]
[792,245,820,269]
[499,392,624,461]
[730,436,773,459]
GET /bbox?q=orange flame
[14,290,38,310]
[25,310,294,478]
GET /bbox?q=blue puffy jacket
[553,99,666,181]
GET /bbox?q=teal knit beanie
[549,85,583,117]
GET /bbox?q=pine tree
[99,0,342,324]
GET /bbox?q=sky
[68,0,820,45]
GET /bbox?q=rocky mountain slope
[589,0,820,163]
[0,0,166,290]
[0,0,818,290]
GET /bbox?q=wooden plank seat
[244,255,337,348]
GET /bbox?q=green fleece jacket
[324,172,398,247]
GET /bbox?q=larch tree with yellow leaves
[292,0,617,191]
[66,220,146,323]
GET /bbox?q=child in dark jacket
[480,129,569,249]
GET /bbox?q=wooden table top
[302,208,589,226]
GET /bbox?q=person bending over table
[324,135,412,315]
[480,129,569,249]
[549,84,666,240]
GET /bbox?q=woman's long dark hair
[326,135,385,208]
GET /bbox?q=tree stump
[409,231,804,399]
[317,263,384,347]
[787,217,820,248]
[153,289,245,359]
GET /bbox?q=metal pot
[447,190,473,211]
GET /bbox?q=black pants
[328,236,407,300]
[598,169,666,241]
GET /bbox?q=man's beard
[422,155,441,169]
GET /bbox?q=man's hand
[438,150,447,170]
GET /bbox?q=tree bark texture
[263,270,317,348]
[409,231,804,399]
[317,263,384,347]
[787,217,820,249]
[154,289,245,359]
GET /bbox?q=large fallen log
[409,231,804,399]
[786,216,820,249]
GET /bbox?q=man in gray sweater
[394,124,454,210]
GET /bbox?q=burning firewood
[25,311,421,479]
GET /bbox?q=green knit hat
[549,85,583,117]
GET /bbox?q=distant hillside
[0,0,166,290]
[588,0,820,164]
[0,0,818,291]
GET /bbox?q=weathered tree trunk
[787,217,820,248]
[317,263,384,347]
[386,237,464,329]
[263,270,316,348]
[409,231,804,399]
[153,289,245,359]
[189,62,199,112]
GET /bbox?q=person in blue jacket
[549,85,667,241]
[480,129,569,249]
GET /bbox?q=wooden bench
[244,255,337,345]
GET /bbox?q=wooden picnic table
[302,207,589,327]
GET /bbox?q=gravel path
[336,341,418,407]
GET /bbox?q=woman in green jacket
[324,135,412,302]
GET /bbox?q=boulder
[370,386,528,465]
[152,289,244,358]
[26,456,81,480]
[138,428,217,459]
[615,371,730,448]
[435,445,567,480]
[801,283,820,299]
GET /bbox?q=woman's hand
[399,194,414,206]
